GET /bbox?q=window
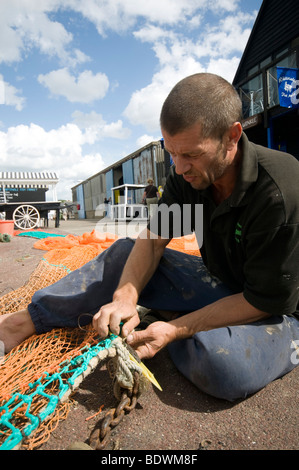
[260,56,272,68]
[267,51,297,108]
[248,65,259,75]
[239,74,264,118]
[275,47,289,59]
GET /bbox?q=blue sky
[0,0,263,200]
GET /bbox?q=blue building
[71,140,170,219]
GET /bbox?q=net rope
[0,230,200,450]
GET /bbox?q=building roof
[71,140,162,190]
[233,0,299,85]
[0,171,59,188]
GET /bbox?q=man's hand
[124,293,271,360]
[126,321,176,360]
[92,229,169,341]
[92,298,140,339]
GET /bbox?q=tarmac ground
[0,218,298,453]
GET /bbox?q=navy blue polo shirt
[149,133,299,317]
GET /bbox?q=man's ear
[225,122,242,150]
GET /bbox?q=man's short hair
[160,73,242,140]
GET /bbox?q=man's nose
[173,155,191,175]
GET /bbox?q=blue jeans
[28,238,299,401]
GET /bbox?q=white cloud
[0,108,133,199]
[58,152,106,199]
[0,0,78,65]
[0,19,23,63]
[124,9,257,133]
[124,29,206,132]
[72,111,131,141]
[191,12,256,60]
[0,122,106,199]
[133,25,175,44]
[0,74,26,111]
[0,123,83,167]
[0,1,258,133]
[207,57,242,81]
[38,68,109,103]
[65,0,208,35]
[123,59,203,133]
[62,0,247,43]
[212,0,240,12]
[0,1,256,75]
[0,0,260,198]
[136,134,159,148]
[0,0,207,65]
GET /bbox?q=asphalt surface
[0,218,298,453]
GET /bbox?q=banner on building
[276,67,299,108]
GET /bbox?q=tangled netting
[0,230,200,450]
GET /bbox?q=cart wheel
[13,205,40,230]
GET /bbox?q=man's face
[162,123,230,191]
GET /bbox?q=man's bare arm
[167,292,270,340]
[92,229,170,338]
[127,292,271,359]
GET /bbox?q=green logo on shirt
[235,222,242,243]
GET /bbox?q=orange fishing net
[33,230,119,255]
[32,229,200,258]
[0,230,200,450]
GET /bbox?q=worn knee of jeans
[169,316,299,401]
[168,334,261,402]
[193,336,254,401]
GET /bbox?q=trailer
[0,171,63,229]
[0,201,63,229]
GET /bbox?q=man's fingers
[126,329,147,347]
[92,317,109,339]
[128,337,154,360]
[92,303,139,338]
[92,305,113,338]
[121,315,140,338]
[109,312,122,336]
[126,321,168,360]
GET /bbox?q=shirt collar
[229,132,259,207]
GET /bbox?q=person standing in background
[142,178,160,218]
